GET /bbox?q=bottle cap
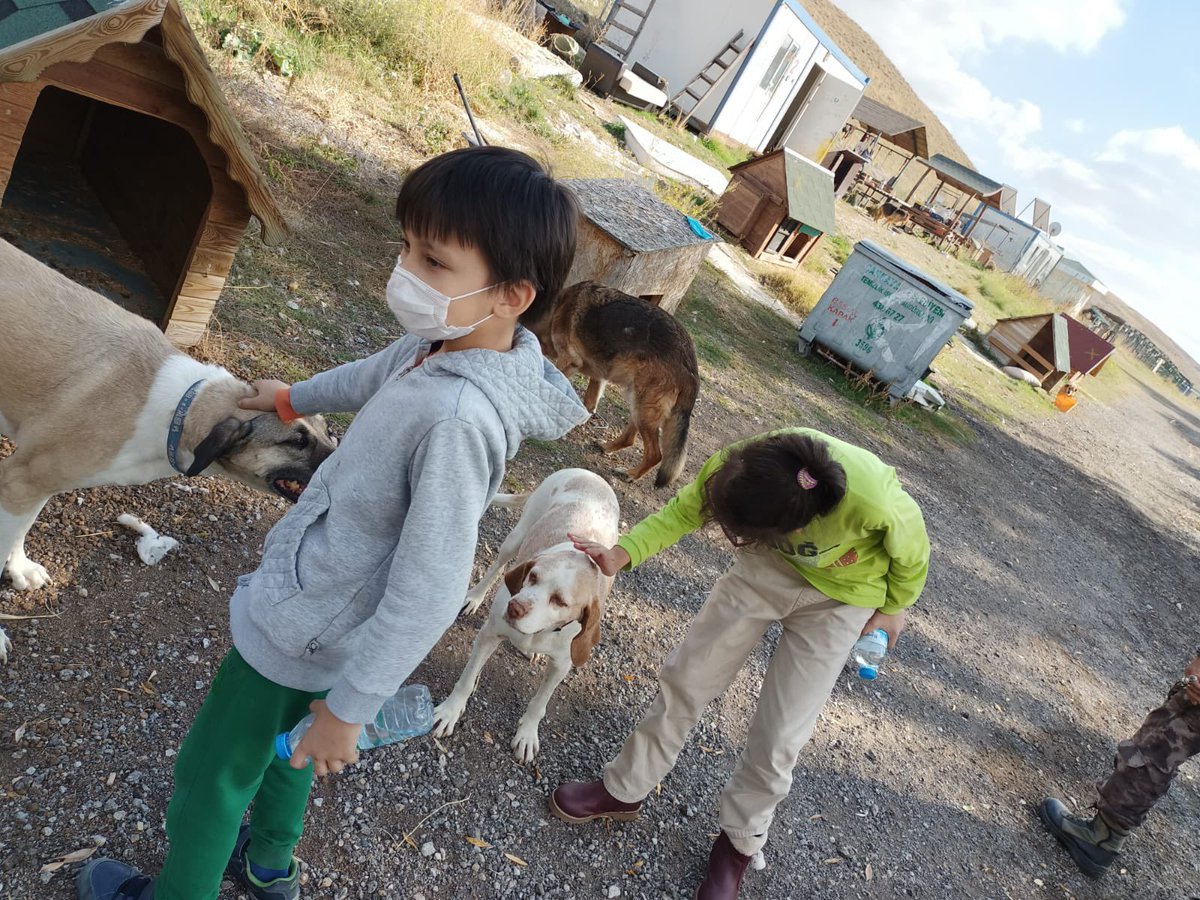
[858,666,878,680]
[274,732,293,762]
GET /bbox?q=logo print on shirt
[830,548,859,568]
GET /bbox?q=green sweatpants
[156,649,323,900]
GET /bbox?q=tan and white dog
[433,468,619,762]
[0,239,336,663]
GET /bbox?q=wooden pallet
[804,339,906,406]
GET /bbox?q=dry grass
[743,232,851,317]
[186,0,529,146]
[651,178,719,224]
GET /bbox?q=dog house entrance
[0,86,212,325]
[762,217,814,263]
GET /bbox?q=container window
[759,39,799,93]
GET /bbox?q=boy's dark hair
[395,146,578,331]
[701,433,847,547]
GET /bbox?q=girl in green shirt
[551,428,930,900]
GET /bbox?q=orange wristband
[275,387,300,423]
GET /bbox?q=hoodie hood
[420,326,588,457]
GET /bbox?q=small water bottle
[275,684,434,761]
[849,629,889,680]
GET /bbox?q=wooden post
[905,164,931,203]
[960,194,987,257]
[926,178,944,208]
[938,189,975,249]
[886,154,913,192]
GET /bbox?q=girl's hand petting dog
[290,699,361,776]
[569,534,630,577]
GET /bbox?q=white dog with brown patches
[434,468,619,763]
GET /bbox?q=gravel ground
[2,317,1198,900]
[2,35,1199,900]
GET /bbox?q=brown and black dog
[871,201,907,228]
[535,282,699,488]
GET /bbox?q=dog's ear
[570,594,603,668]
[187,417,254,476]
[503,560,534,597]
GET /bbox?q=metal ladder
[599,0,657,59]
[669,30,748,125]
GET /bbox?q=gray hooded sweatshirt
[229,327,589,724]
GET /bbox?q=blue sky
[832,0,1200,363]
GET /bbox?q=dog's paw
[0,627,10,665]
[511,719,541,764]
[751,850,766,871]
[460,591,487,617]
[6,557,50,591]
[432,697,467,738]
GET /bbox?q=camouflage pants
[1096,682,1200,830]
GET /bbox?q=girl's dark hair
[395,146,579,331]
[701,433,847,547]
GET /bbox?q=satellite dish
[1049,222,1062,237]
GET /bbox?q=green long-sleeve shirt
[616,428,930,614]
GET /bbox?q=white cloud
[1099,126,1200,172]
[834,0,1124,56]
[831,1,1200,363]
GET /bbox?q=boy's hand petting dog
[239,378,291,412]
[290,699,361,776]
[569,534,630,577]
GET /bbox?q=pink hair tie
[797,468,818,490]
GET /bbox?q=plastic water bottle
[849,629,889,680]
[275,684,434,761]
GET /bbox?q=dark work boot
[695,831,752,899]
[550,780,642,823]
[1039,797,1129,878]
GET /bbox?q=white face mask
[385,262,496,341]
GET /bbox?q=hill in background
[800,0,973,167]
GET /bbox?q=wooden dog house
[565,178,716,315]
[0,0,286,347]
[987,313,1115,392]
[717,149,836,268]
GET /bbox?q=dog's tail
[655,381,697,488]
[491,491,530,510]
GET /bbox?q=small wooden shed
[987,313,1115,392]
[716,149,836,268]
[565,178,715,314]
[0,0,286,347]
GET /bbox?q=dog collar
[167,380,206,475]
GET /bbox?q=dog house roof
[0,0,287,244]
[567,178,716,254]
[783,150,836,237]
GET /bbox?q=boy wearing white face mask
[78,147,589,900]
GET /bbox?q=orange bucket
[1054,390,1077,412]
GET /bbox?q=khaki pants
[604,549,874,855]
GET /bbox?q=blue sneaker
[76,859,154,899]
[227,823,301,900]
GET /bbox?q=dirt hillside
[1091,292,1200,388]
